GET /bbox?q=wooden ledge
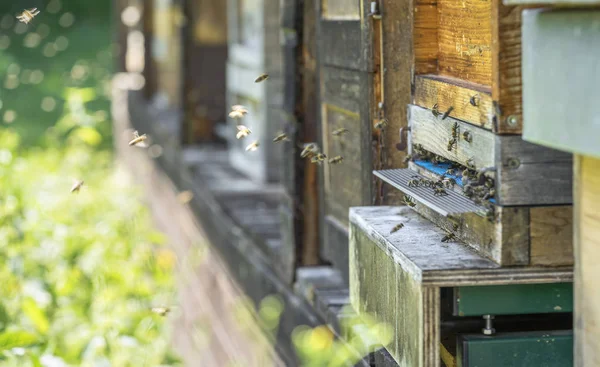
[349,206,572,287]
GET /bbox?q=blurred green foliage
[0,1,181,365]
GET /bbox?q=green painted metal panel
[457,330,573,367]
[454,283,573,316]
[522,10,600,158]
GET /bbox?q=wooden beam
[530,206,573,266]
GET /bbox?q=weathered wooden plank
[522,10,600,156]
[322,0,360,20]
[574,155,600,367]
[506,0,600,4]
[414,3,438,75]
[413,75,494,130]
[491,0,523,134]
[409,104,495,169]
[321,66,362,114]
[437,0,493,85]
[320,20,365,70]
[496,206,530,265]
[380,0,414,205]
[495,135,573,205]
[530,206,573,266]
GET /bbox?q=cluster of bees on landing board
[229,73,345,165]
[14,8,175,317]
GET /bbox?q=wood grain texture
[320,20,365,70]
[414,3,438,75]
[530,206,573,266]
[409,104,495,169]
[380,0,414,204]
[413,75,494,130]
[496,206,530,265]
[437,0,493,85]
[495,135,573,205]
[491,0,524,134]
[575,155,600,367]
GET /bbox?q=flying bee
[328,156,344,164]
[151,307,170,317]
[272,133,289,143]
[16,8,40,24]
[390,223,404,234]
[236,125,252,139]
[374,118,388,130]
[441,232,456,243]
[451,122,459,138]
[229,110,246,119]
[462,131,473,143]
[311,153,327,164]
[432,103,441,117]
[231,104,248,112]
[332,128,349,136]
[300,143,319,158]
[70,179,84,193]
[447,138,457,151]
[177,190,194,204]
[403,195,416,207]
[469,94,480,107]
[254,73,269,83]
[128,130,148,148]
[442,106,454,120]
[434,187,449,196]
[245,140,260,151]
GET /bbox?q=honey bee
[442,106,454,120]
[272,133,289,143]
[469,95,480,107]
[390,223,404,234]
[177,190,194,204]
[300,143,318,158]
[311,153,327,164]
[128,130,148,148]
[443,178,456,188]
[328,156,344,164]
[445,168,456,176]
[432,103,441,117]
[403,195,416,207]
[231,104,248,112]
[403,155,412,164]
[245,140,260,151]
[463,184,474,199]
[229,110,246,119]
[70,179,84,193]
[254,74,269,83]
[451,122,459,138]
[408,178,420,187]
[441,232,456,243]
[332,128,349,136]
[16,8,40,24]
[151,307,170,316]
[447,138,456,151]
[374,118,388,130]
[434,187,449,196]
[236,125,252,139]
[466,158,476,169]
[485,205,495,222]
[462,131,473,143]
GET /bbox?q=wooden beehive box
[226,0,284,183]
[374,0,574,266]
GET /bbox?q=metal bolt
[506,157,521,169]
[505,115,519,127]
[482,314,496,335]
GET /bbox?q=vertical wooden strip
[574,154,583,367]
[491,0,523,134]
[423,287,441,367]
[496,206,529,265]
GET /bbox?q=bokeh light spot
[3,110,17,123]
[42,97,57,112]
[59,13,75,28]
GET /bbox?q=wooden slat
[414,3,438,75]
[437,0,493,86]
[413,75,494,130]
[495,135,573,205]
[409,104,495,169]
[530,206,573,266]
[320,20,365,70]
[491,0,524,134]
[321,66,362,114]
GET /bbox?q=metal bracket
[396,126,410,151]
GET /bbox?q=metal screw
[506,157,520,169]
[482,314,496,335]
[505,115,519,127]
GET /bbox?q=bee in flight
[254,74,269,83]
[229,105,248,119]
[177,190,194,204]
[374,118,388,130]
[442,106,454,120]
[151,307,170,317]
[236,125,252,139]
[272,133,289,143]
[332,128,349,136]
[128,130,148,148]
[390,223,404,234]
[17,8,40,24]
[441,232,456,243]
[246,140,260,152]
[328,156,343,164]
[310,153,327,164]
[300,143,318,158]
[70,179,84,193]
